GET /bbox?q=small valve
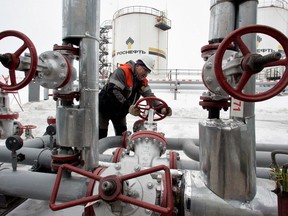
[5,135,23,171]
[22,124,37,139]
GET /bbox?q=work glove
[161,107,172,116]
[129,105,141,116]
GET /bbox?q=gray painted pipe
[256,151,288,167]
[1,135,286,173]
[166,138,200,161]
[0,146,52,169]
[22,135,52,148]
[256,143,288,152]
[99,136,123,154]
[99,136,288,167]
[178,160,271,179]
[0,169,87,202]
[178,159,200,170]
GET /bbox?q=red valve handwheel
[0,30,38,90]
[214,25,288,102]
[22,124,37,130]
[49,164,173,215]
[134,97,169,121]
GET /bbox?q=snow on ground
[7,88,288,145]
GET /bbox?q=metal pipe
[21,135,51,148]
[0,146,52,169]
[98,136,286,169]
[61,0,100,169]
[98,136,123,154]
[165,138,200,161]
[185,171,277,216]
[178,159,200,170]
[257,151,288,167]
[209,0,235,42]
[256,143,288,152]
[77,0,100,169]
[0,169,87,202]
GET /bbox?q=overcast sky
[0,0,210,69]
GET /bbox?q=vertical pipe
[78,0,100,168]
[62,0,100,168]
[209,0,236,42]
[28,82,40,102]
[237,0,259,198]
[237,0,258,118]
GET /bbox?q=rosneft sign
[112,37,166,59]
[256,35,284,54]
[112,37,146,57]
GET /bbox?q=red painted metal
[22,124,37,130]
[214,24,288,102]
[50,152,83,171]
[53,91,80,100]
[112,148,123,163]
[49,164,174,215]
[0,113,19,119]
[277,192,288,216]
[0,30,38,90]
[85,167,107,216]
[169,151,177,169]
[53,44,79,56]
[47,117,56,125]
[121,130,129,148]
[135,97,169,121]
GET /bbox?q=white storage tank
[112,6,171,77]
[257,0,288,80]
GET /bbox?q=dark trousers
[99,112,127,139]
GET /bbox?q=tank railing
[100,20,112,29]
[258,0,288,9]
[113,6,170,21]
[99,68,282,82]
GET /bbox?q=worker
[99,55,172,139]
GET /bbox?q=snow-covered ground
[9,88,288,145]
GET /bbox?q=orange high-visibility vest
[119,64,148,87]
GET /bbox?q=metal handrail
[258,0,288,9]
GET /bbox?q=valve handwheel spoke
[0,30,38,90]
[135,97,169,121]
[50,164,173,215]
[214,24,288,102]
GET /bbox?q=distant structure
[110,6,171,78]
[99,20,112,79]
[257,0,288,80]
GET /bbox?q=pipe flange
[199,95,231,111]
[51,151,82,171]
[47,116,56,125]
[0,113,19,119]
[36,51,72,89]
[129,130,167,155]
[52,91,80,100]
[53,44,79,57]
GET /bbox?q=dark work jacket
[99,60,157,119]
